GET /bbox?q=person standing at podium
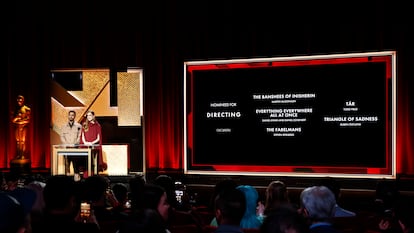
[12,95,31,160]
[80,110,105,175]
[60,110,82,176]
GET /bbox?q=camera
[382,209,394,220]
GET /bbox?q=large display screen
[184,51,396,178]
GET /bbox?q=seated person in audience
[299,185,340,233]
[128,174,146,211]
[152,175,203,228]
[111,183,131,214]
[262,180,292,217]
[213,187,246,233]
[374,179,400,215]
[25,179,46,226]
[319,178,356,217]
[364,179,401,232]
[119,208,168,233]
[6,187,37,233]
[82,175,126,224]
[118,183,170,233]
[209,178,239,227]
[236,185,263,229]
[3,172,20,191]
[153,175,178,210]
[378,199,413,233]
[31,175,100,233]
[1,191,25,233]
[395,201,413,233]
[209,179,239,210]
[260,205,308,233]
[0,188,36,233]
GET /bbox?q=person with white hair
[299,185,340,233]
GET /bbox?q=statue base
[10,158,31,175]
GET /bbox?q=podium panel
[52,146,96,175]
[52,144,128,176]
[102,144,128,176]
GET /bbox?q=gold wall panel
[117,71,142,126]
[69,70,110,113]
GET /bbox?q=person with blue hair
[236,185,263,229]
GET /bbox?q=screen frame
[184,51,397,179]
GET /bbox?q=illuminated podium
[52,145,98,176]
[52,144,128,176]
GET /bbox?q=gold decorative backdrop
[50,68,143,173]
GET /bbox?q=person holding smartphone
[31,175,100,233]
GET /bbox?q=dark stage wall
[2,1,414,176]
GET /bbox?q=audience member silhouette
[82,175,125,224]
[112,182,130,210]
[262,180,291,216]
[31,175,100,233]
[209,178,239,227]
[236,185,263,229]
[118,183,171,233]
[394,200,414,233]
[3,172,20,191]
[260,205,308,233]
[0,191,27,233]
[363,179,401,233]
[111,183,127,202]
[153,175,178,210]
[319,178,356,217]
[0,187,36,233]
[300,185,340,233]
[152,174,203,228]
[374,179,400,215]
[377,197,413,233]
[213,187,246,233]
[25,180,46,228]
[7,187,37,233]
[128,174,146,211]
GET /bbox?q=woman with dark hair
[142,184,170,221]
[263,180,291,216]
